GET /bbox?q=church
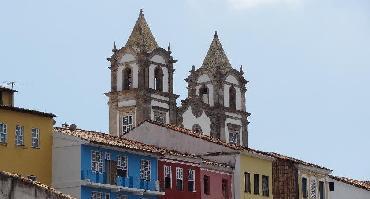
[106,10,250,147]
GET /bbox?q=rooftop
[330,175,370,191]
[0,86,17,93]
[0,105,56,118]
[137,120,331,171]
[54,126,231,169]
[0,171,75,199]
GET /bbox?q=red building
[200,167,233,199]
[158,158,201,199]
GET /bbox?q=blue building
[52,125,165,199]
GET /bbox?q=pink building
[200,168,233,199]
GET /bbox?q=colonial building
[106,10,250,147]
[328,175,370,199]
[53,125,165,199]
[0,86,55,185]
[123,121,274,199]
[106,10,178,137]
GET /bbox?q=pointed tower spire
[125,9,159,52]
[112,41,117,52]
[201,31,232,72]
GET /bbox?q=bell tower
[178,31,250,146]
[106,10,178,136]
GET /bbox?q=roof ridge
[267,152,331,171]
[0,105,55,117]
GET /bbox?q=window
[310,178,317,199]
[204,175,210,195]
[244,172,251,193]
[229,86,236,110]
[188,169,195,192]
[105,193,110,199]
[123,67,132,90]
[0,91,3,105]
[117,155,128,177]
[91,151,103,173]
[199,85,209,104]
[262,175,269,196]
[31,128,40,148]
[117,195,128,199]
[121,115,133,135]
[222,179,228,198]
[329,182,335,191]
[319,181,325,199]
[254,174,260,195]
[105,152,111,160]
[153,110,166,124]
[176,167,183,191]
[15,125,24,146]
[91,192,103,199]
[140,160,151,181]
[164,165,172,189]
[154,66,163,91]
[302,177,308,198]
[0,123,7,144]
[192,124,202,133]
[228,124,240,145]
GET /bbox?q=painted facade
[123,121,273,199]
[328,176,370,199]
[0,87,55,185]
[53,126,164,199]
[200,168,232,199]
[158,159,201,199]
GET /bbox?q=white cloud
[227,0,302,9]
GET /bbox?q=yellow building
[239,150,274,199]
[0,87,55,185]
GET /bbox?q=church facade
[106,10,250,146]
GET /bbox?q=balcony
[80,170,164,196]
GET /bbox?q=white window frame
[15,125,24,146]
[31,128,40,148]
[105,152,111,160]
[91,151,103,173]
[176,167,184,190]
[0,122,7,144]
[105,193,110,199]
[164,165,172,188]
[117,155,128,177]
[91,191,103,199]
[188,169,195,192]
[140,159,151,181]
[121,114,134,135]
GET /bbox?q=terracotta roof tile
[267,152,331,171]
[0,105,56,117]
[330,175,370,191]
[54,126,230,169]
[0,171,75,199]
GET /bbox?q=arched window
[229,86,236,110]
[199,85,209,104]
[123,67,132,90]
[154,66,163,91]
[192,124,202,133]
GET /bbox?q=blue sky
[1,0,369,180]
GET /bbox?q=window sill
[0,142,7,146]
[16,144,27,149]
[31,146,40,149]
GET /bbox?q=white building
[329,175,370,199]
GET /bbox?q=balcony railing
[81,170,160,192]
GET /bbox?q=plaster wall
[117,63,139,91]
[328,179,370,199]
[200,168,232,199]
[182,106,211,136]
[52,132,82,198]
